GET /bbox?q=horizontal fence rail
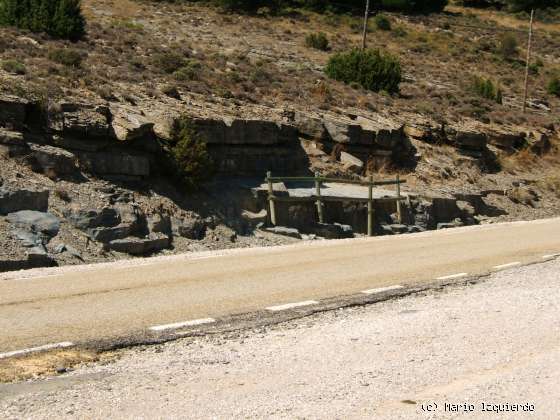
[266,171,407,237]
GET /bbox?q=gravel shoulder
[1,260,559,419]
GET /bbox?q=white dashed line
[362,285,404,295]
[149,318,216,332]
[266,300,319,312]
[494,262,521,270]
[436,273,468,280]
[0,342,74,360]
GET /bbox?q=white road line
[149,318,216,332]
[494,262,521,270]
[0,342,74,360]
[266,300,319,312]
[362,285,404,295]
[436,273,468,280]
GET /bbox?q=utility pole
[361,0,371,51]
[522,9,534,113]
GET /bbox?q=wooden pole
[396,174,402,224]
[361,0,371,51]
[367,175,374,237]
[315,171,324,224]
[267,171,277,226]
[522,9,534,114]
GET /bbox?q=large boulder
[30,145,79,177]
[77,151,150,178]
[487,129,526,151]
[7,211,60,237]
[50,103,110,139]
[66,207,120,230]
[0,94,27,129]
[194,118,298,146]
[0,129,29,157]
[172,216,207,240]
[291,111,327,140]
[110,106,155,142]
[107,233,170,255]
[355,115,406,149]
[527,131,551,155]
[322,116,362,144]
[0,187,49,215]
[148,213,172,235]
[454,131,487,151]
[310,223,353,239]
[263,226,302,239]
[340,151,364,174]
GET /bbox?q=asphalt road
[1,218,560,353]
[2,257,559,419]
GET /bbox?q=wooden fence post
[396,174,402,224]
[522,9,535,114]
[315,172,324,224]
[267,171,277,226]
[367,175,374,237]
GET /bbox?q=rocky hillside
[1,0,560,271]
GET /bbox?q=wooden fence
[266,171,407,237]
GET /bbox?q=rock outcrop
[0,186,49,215]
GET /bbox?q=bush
[305,32,329,51]
[173,59,202,81]
[380,0,448,13]
[471,76,503,103]
[213,0,448,14]
[506,0,560,12]
[548,76,560,96]
[325,48,401,94]
[0,0,85,40]
[374,14,392,30]
[498,33,518,59]
[153,52,187,74]
[2,59,26,75]
[169,117,214,190]
[48,48,84,67]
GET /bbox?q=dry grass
[0,349,105,383]
[0,1,558,129]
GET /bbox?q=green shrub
[374,14,392,30]
[2,59,26,75]
[0,0,85,40]
[506,0,560,12]
[169,117,214,190]
[305,32,329,51]
[48,48,84,67]
[380,0,448,13]
[498,33,518,60]
[213,0,448,14]
[548,76,560,96]
[471,76,503,103]
[173,59,202,81]
[325,48,402,94]
[153,52,187,74]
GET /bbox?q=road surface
[1,258,558,418]
[1,218,560,354]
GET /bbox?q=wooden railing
[266,171,407,237]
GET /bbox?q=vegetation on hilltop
[325,48,402,94]
[0,0,85,40]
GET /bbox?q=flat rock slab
[263,226,302,239]
[0,187,49,215]
[107,234,170,255]
[7,211,60,237]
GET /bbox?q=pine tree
[52,0,85,40]
[0,0,85,40]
